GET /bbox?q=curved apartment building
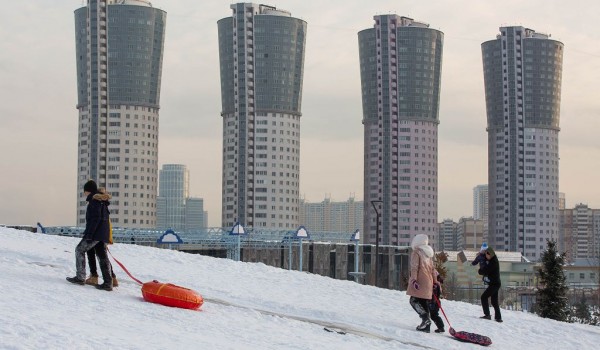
[482,26,563,260]
[218,3,306,229]
[75,0,166,228]
[359,15,443,246]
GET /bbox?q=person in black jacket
[66,180,114,291]
[477,247,503,322]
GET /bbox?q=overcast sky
[1,0,599,228]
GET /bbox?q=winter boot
[434,328,445,333]
[112,275,119,287]
[66,276,85,285]
[480,315,491,320]
[416,318,431,332]
[85,275,99,285]
[95,282,113,291]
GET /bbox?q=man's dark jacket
[82,190,111,243]
[478,255,501,286]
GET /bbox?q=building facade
[359,15,443,246]
[473,184,489,221]
[299,196,364,234]
[75,0,166,228]
[157,164,189,231]
[456,217,485,251]
[156,164,207,232]
[482,26,563,261]
[185,198,207,231]
[559,204,600,262]
[217,3,306,229]
[438,219,458,251]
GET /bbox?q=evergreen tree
[573,294,592,324]
[536,240,569,321]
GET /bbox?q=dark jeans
[76,239,112,284]
[86,244,116,279]
[481,284,502,320]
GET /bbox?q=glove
[411,279,420,290]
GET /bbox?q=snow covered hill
[1,227,598,349]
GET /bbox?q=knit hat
[83,180,98,193]
[486,247,495,257]
[480,242,488,253]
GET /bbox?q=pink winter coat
[406,240,436,300]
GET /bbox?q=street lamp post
[371,200,382,287]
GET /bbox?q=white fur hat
[411,233,429,249]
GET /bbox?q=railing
[39,225,362,249]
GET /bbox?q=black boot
[95,281,113,291]
[416,318,431,332]
[66,276,85,285]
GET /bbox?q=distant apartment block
[473,185,488,221]
[300,196,364,234]
[438,219,458,251]
[559,204,600,262]
[157,164,207,232]
[483,26,563,261]
[473,185,489,242]
[456,217,485,251]
[359,15,443,246]
[185,198,207,231]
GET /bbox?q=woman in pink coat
[406,233,436,332]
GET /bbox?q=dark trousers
[76,239,112,284]
[409,296,430,321]
[481,284,502,320]
[429,301,445,330]
[86,244,116,279]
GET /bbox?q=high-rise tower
[75,0,166,228]
[157,164,189,231]
[473,185,489,221]
[482,26,563,260]
[218,3,306,229]
[359,15,443,246]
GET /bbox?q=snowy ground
[1,227,598,350]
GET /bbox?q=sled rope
[433,294,453,329]
[107,247,143,285]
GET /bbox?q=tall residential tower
[75,0,166,228]
[482,26,563,261]
[218,3,306,229]
[359,15,443,246]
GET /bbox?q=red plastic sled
[434,295,492,346]
[142,280,204,310]
[449,328,492,346]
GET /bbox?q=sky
[1,1,600,227]
[2,226,600,349]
